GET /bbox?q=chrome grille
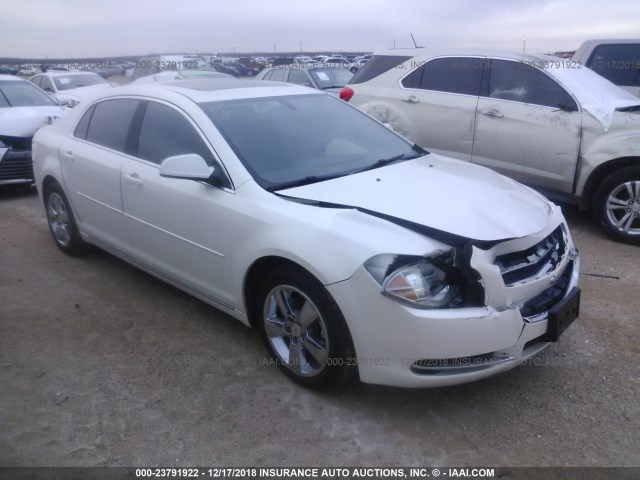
[495,226,566,285]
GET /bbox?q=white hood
[279,154,552,242]
[0,105,66,137]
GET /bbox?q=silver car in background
[342,49,640,244]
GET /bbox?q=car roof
[42,71,102,77]
[0,74,27,82]
[93,78,320,103]
[371,47,563,63]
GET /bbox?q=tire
[256,266,356,390]
[593,166,640,245]
[44,183,88,255]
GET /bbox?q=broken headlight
[364,252,484,309]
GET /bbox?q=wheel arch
[41,175,62,203]
[580,157,640,209]
[243,256,321,328]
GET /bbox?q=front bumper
[0,145,34,185]
[326,221,580,388]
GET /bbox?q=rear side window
[85,99,141,153]
[349,55,411,84]
[403,57,484,96]
[486,60,577,110]
[74,105,95,139]
[137,101,214,165]
[587,44,640,87]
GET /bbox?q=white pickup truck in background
[572,39,640,97]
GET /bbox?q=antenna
[410,33,419,48]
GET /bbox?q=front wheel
[593,166,640,245]
[256,266,356,389]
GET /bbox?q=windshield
[309,68,354,89]
[53,74,107,91]
[200,94,423,190]
[0,80,57,107]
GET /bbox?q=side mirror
[159,154,229,188]
[159,154,214,180]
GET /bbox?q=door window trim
[69,95,235,190]
[480,57,581,112]
[398,55,487,98]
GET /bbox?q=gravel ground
[0,186,638,470]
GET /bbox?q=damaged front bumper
[326,218,580,388]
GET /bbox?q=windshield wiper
[266,173,345,192]
[320,85,344,90]
[352,148,427,175]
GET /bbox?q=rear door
[472,59,582,193]
[59,98,141,250]
[386,56,484,160]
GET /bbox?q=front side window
[486,60,577,110]
[84,99,141,153]
[403,57,484,96]
[137,101,214,165]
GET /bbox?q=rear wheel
[45,184,88,255]
[593,166,640,245]
[256,266,356,389]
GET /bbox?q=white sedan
[32,79,580,389]
[29,71,116,107]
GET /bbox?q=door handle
[124,173,144,186]
[59,150,74,161]
[480,108,504,118]
[402,95,420,104]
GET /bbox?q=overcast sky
[1,0,639,58]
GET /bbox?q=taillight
[339,87,354,102]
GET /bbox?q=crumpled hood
[0,105,66,137]
[279,154,552,242]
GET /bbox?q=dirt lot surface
[1,186,639,469]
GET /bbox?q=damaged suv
[341,49,640,244]
[33,80,580,389]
